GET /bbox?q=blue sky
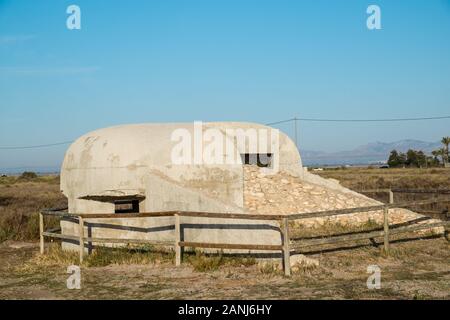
[1,0,450,171]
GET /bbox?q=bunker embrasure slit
[114,199,140,213]
[240,153,273,168]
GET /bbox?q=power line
[265,118,297,126]
[0,141,73,150]
[299,115,450,122]
[1,115,449,150]
[265,115,450,125]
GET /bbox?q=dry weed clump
[186,250,256,272]
[84,245,174,267]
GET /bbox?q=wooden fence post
[389,189,394,204]
[383,206,390,254]
[282,218,291,276]
[175,214,181,266]
[39,212,44,255]
[78,216,84,264]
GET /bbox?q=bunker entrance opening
[114,199,140,213]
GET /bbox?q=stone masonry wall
[243,166,440,230]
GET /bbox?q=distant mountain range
[302,139,442,166]
[0,139,444,173]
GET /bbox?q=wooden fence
[358,188,450,218]
[357,188,450,202]
[40,198,450,277]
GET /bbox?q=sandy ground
[1,237,449,300]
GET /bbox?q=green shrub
[19,171,38,180]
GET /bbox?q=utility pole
[293,117,298,151]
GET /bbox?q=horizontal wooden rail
[41,198,450,222]
[387,221,449,235]
[391,189,450,194]
[416,210,449,215]
[288,199,450,221]
[41,210,284,220]
[78,211,178,219]
[42,231,174,246]
[42,232,78,241]
[42,207,68,212]
[357,189,391,193]
[179,241,283,251]
[80,211,284,220]
[291,231,386,249]
[177,211,284,220]
[356,188,450,195]
[387,199,450,209]
[82,238,173,246]
[41,211,78,218]
[291,221,449,249]
[288,205,383,220]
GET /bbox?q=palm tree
[441,136,450,163]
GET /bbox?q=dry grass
[4,237,448,299]
[16,243,175,274]
[316,167,450,191]
[0,175,66,242]
[84,245,175,267]
[257,261,283,275]
[16,244,80,274]
[2,168,448,243]
[316,167,450,214]
[16,244,256,275]
[1,169,449,299]
[185,250,256,272]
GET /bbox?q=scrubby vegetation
[1,168,449,244]
[19,171,38,180]
[317,167,450,191]
[0,174,66,242]
[1,170,449,299]
[316,167,450,214]
[387,136,450,168]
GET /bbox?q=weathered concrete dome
[59,121,302,252]
[61,122,303,214]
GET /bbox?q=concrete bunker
[60,122,303,252]
[59,121,431,257]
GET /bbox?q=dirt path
[1,237,449,300]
